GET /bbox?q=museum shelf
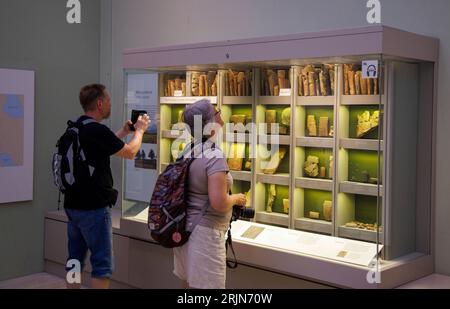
[258,96,291,105]
[297,96,335,106]
[341,95,382,106]
[295,177,334,191]
[256,173,290,186]
[340,138,383,151]
[294,217,333,235]
[296,137,334,148]
[223,96,253,105]
[230,170,252,182]
[339,181,383,197]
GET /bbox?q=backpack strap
[183,140,216,233]
[186,200,209,233]
[70,117,96,175]
[81,118,96,126]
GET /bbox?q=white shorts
[173,224,227,289]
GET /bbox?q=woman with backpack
[173,99,247,289]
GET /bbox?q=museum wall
[0,0,101,280]
[104,0,450,275]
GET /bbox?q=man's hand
[116,120,134,139]
[122,120,133,135]
[135,114,150,133]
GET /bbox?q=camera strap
[226,224,238,269]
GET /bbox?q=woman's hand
[232,194,247,207]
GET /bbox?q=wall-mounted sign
[0,69,35,204]
[362,60,379,79]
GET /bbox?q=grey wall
[105,0,450,275]
[0,0,100,280]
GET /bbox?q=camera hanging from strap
[226,222,238,269]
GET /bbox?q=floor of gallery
[0,272,450,289]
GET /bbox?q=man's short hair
[79,84,106,112]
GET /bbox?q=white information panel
[0,69,35,204]
[231,220,382,267]
[124,73,159,203]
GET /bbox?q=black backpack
[52,118,96,207]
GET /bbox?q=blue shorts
[64,207,113,278]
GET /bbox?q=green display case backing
[266,185,290,214]
[304,189,333,220]
[260,145,290,174]
[305,106,335,135]
[263,105,291,132]
[348,149,383,184]
[304,147,333,179]
[349,105,383,139]
[354,195,382,224]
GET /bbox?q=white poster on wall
[0,68,35,204]
[124,73,159,203]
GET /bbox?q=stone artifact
[302,74,309,96]
[262,147,287,174]
[308,71,316,96]
[314,70,321,96]
[266,184,276,213]
[319,116,329,137]
[323,200,332,222]
[280,107,291,135]
[266,70,275,96]
[245,189,252,208]
[173,109,186,130]
[274,85,280,96]
[164,76,186,96]
[329,67,335,95]
[355,71,362,95]
[344,64,379,95]
[360,72,367,95]
[171,142,186,162]
[361,171,370,183]
[265,110,277,134]
[319,166,326,178]
[230,114,247,126]
[329,156,333,179]
[366,78,373,95]
[277,70,286,89]
[244,159,252,171]
[228,143,246,171]
[356,111,371,138]
[283,199,289,214]
[304,155,319,178]
[319,67,331,96]
[369,177,379,184]
[357,110,380,138]
[307,115,317,136]
[281,108,291,127]
[209,71,218,96]
[181,82,186,96]
[373,78,379,95]
[191,72,200,96]
[370,110,380,128]
[199,75,205,96]
[344,64,350,95]
[348,69,356,95]
[345,221,378,231]
[309,211,320,220]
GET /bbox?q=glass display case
[121,26,438,287]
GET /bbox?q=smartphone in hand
[129,109,147,131]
